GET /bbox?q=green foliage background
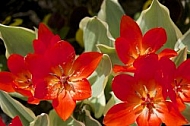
[0,0,190,125]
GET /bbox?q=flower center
[141,93,155,111]
[127,46,153,67]
[15,72,33,89]
[49,65,75,94]
[173,78,190,98]
[135,85,157,113]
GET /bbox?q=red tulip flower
[104,54,187,126]
[0,54,39,104]
[169,59,190,110]
[113,15,177,73]
[150,56,190,111]
[25,41,103,120]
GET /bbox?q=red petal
[104,103,139,126]
[174,60,190,102]
[176,59,190,77]
[38,23,54,39]
[33,40,46,54]
[33,23,61,54]
[112,74,139,102]
[159,57,176,101]
[46,41,75,74]
[113,64,135,73]
[33,36,60,54]
[176,78,190,102]
[120,15,142,44]
[14,86,33,98]
[27,96,40,105]
[52,91,76,121]
[115,37,136,64]
[70,52,103,80]
[0,72,15,92]
[25,53,51,83]
[34,79,57,100]
[155,102,188,125]
[136,108,162,126]
[71,78,91,100]
[133,54,159,81]
[7,54,26,75]
[158,48,177,58]
[175,96,186,111]
[37,23,60,45]
[142,28,167,53]
[9,116,22,126]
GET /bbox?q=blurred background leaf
[0,91,36,126]
[80,17,114,52]
[137,0,182,50]
[0,0,190,125]
[98,0,125,38]
[0,24,35,57]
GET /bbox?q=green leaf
[49,110,84,126]
[79,17,114,52]
[0,90,35,126]
[88,63,115,119]
[0,24,35,57]
[85,91,106,118]
[9,92,28,101]
[173,47,187,67]
[78,55,112,119]
[30,113,50,126]
[82,107,102,126]
[97,0,125,38]
[97,44,123,66]
[88,54,112,97]
[175,28,190,53]
[136,0,182,50]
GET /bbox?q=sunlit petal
[70,52,102,80]
[136,108,161,126]
[71,78,91,100]
[52,91,76,121]
[155,102,188,125]
[104,103,139,126]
